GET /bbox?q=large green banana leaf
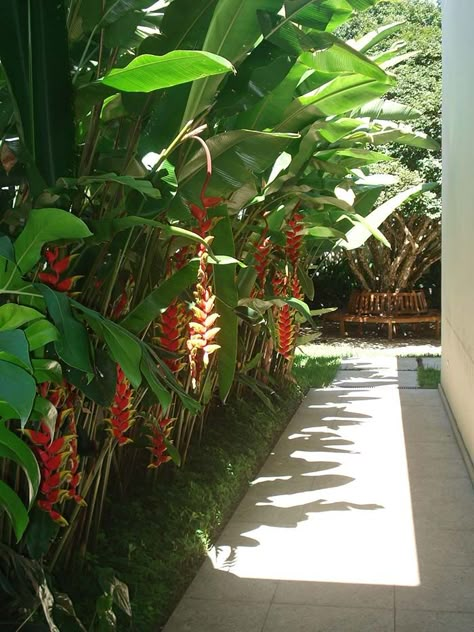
[182,0,282,123]
[177,130,297,200]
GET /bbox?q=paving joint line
[323,386,422,391]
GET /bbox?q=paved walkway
[164,357,474,632]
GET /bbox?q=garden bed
[59,357,340,631]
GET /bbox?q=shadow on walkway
[163,358,474,632]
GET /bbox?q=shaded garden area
[0,0,441,629]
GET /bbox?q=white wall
[441,0,474,460]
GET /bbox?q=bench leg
[339,320,345,337]
[388,321,393,341]
[436,319,441,338]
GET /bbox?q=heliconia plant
[0,0,439,627]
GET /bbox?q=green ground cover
[417,366,441,389]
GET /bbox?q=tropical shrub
[0,0,436,626]
[336,0,442,292]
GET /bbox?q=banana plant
[0,4,440,624]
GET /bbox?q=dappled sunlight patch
[206,384,420,588]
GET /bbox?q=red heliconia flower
[252,228,272,298]
[106,365,134,445]
[285,212,304,269]
[147,416,174,469]
[63,391,85,506]
[187,197,221,389]
[189,197,221,237]
[38,247,79,293]
[270,267,299,358]
[159,300,189,373]
[25,382,85,524]
[156,248,191,373]
[291,273,304,301]
[276,303,296,359]
[23,422,72,526]
[272,268,288,297]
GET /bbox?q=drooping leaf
[298,33,389,82]
[65,349,116,407]
[31,397,58,439]
[163,438,181,467]
[122,260,199,334]
[0,481,29,541]
[73,303,142,387]
[140,353,172,411]
[60,174,161,199]
[14,208,92,275]
[0,329,32,371]
[181,0,282,122]
[31,359,62,384]
[97,567,132,618]
[38,286,93,374]
[0,359,36,425]
[0,305,43,331]
[0,235,15,263]
[92,216,208,249]
[212,214,238,401]
[99,324,143,389]
[0,420,40,508]
[356,98,420,121]
[350,20,405,53]
[297,265,315,301]
[340,183,437,250]
[275,73,394,132]
[102,51,234,93]
[24,319,59,351]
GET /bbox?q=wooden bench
[324,290,441,340]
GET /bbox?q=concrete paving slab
[395,566,474,612]
[185,566,277,603]
[397,357,419,371]
[262,604,394,632]
[395,610,474,632]
[273,580,394,609]
[163,598,270,632]
[414,527,474,568]
[163,357,474,632]
[340,357,398,371]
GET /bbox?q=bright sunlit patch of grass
[293,354,341,390]
[417,366,441,389]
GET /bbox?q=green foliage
[292,354,341,391]
[0,0,74,187]
[337,0,441,218]
[0,0,437,627]
[102,51,235,93]
[417,365,440,389]
[63,381,305,630]
[0,422,40,540]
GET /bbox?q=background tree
[317,0,441,301]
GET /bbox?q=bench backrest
[348,290,429,316]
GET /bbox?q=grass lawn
[293,354,341,390]
[417,366,441,389]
